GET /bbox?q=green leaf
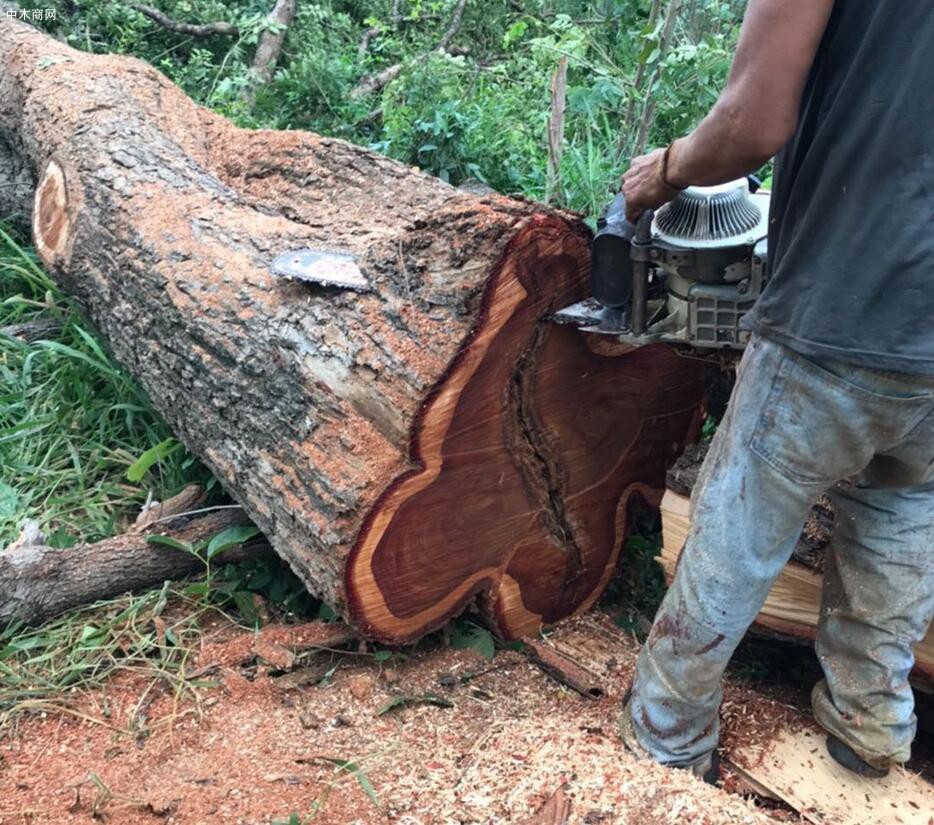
[355,770,380,807]
[318,664,339,686]
[126,438,181,482]
[503,20,528,48]
[37,55,73,69]
[0,482,18,519]
[231,590,261,625]
[205,525,261,560]
[377,696,406,715]
[451,621,496,661]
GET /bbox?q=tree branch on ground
[358,24,381,57]
[437,0,468,51]
[0,507,272,626]
[128,3,239,37]
[351,0,469,98]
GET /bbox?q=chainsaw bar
[270,248,371,293]
[550,299,630,335]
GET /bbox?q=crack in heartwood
[509,322,585,575]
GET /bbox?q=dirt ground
[0,611,921,825]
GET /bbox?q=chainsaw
[552,176,770,355]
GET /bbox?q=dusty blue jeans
[623,335,934,772]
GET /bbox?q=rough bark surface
[0,510,268,626]
[0,20,704,642]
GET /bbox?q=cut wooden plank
[729,728,933,825]
[659,489,934,681]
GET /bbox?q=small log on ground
[0,509,271,626]
[0,20,704,642]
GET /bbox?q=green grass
[0,582,213,736]
[0,225,210,546]
[0,552,331,734]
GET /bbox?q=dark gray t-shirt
[743,1,934,375]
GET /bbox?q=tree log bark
[0,20,704,642]
[0,509,271,626]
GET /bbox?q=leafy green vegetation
[0,582,213,732]
[30,0,745,213]
[0,226,209,545]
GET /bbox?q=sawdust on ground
[0,611,839,825]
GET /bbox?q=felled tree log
[0,509,270,626]
[0,20,705,642]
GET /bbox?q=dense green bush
[34,0,746,213]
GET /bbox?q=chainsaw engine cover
[560,178,771,352]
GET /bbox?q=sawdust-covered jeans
[624,335,934,772]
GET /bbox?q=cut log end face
[345,219,705,643]
[32,159,73,268]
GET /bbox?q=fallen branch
[128,3,239,37]
[437,0,468,52]
[0,317,62,343]
[241,0,297,105]
[351,0,468,98]
[0,508,271,626]
[351,63,404,98]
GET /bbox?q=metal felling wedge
[270,248,371,293]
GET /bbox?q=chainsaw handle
[634,209,654,244]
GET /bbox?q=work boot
[619,694,720,786]
[825,735,891,779]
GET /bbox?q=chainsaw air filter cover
[653,179,770,249]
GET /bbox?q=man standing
[619,0,934,782]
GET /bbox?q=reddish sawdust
[0,611,847,825]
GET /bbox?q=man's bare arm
[623,0,834,219]
[669,0,834,185]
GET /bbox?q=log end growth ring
[345,217,705,643]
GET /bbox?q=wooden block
[659,489,934,681]
[729,729,934,825]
